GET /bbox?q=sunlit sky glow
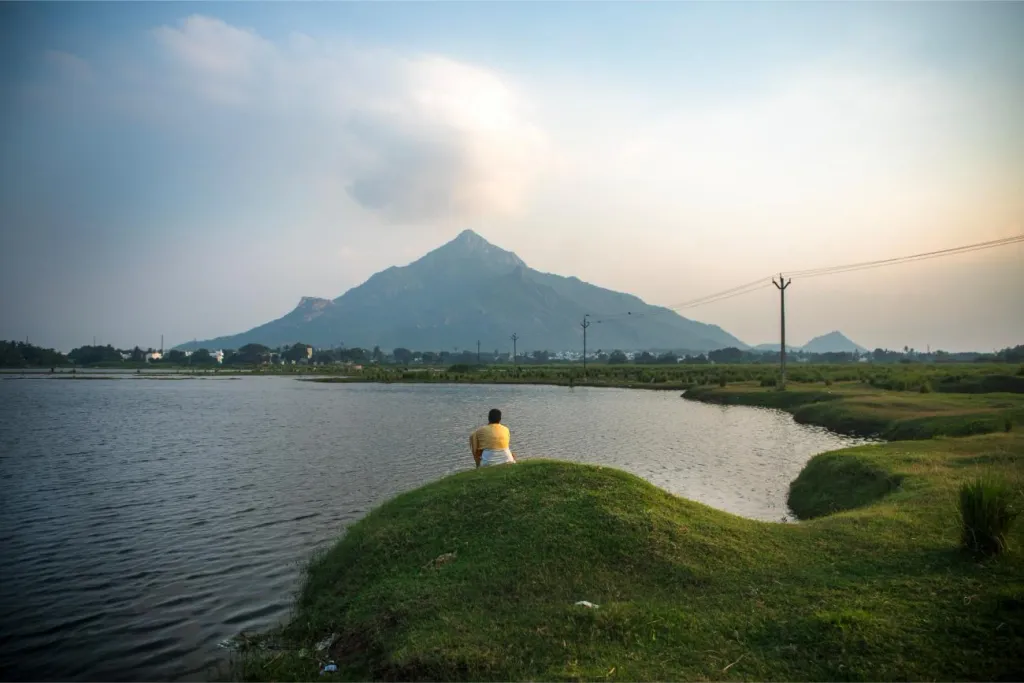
[1,2,1021,352]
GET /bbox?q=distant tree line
[5,340,1023,369]
[0,341,68,368]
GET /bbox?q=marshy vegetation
[310,360,1024,393]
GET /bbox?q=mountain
[179,230,748,352]
[752,343,802,353]
[800,331,868,354]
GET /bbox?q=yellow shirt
[470,423,510,452]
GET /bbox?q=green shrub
[919,382,932,393]
[760,377,777,388]
[718,376,728,387]
[957,477,1021,555]
[825,378,833,387]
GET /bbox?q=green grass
[238,433,1024,681]
[684,382,1024,440]
[959,477,1022,556]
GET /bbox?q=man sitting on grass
[470,408,517,468]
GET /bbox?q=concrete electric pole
[772,275,792,388]
[581,315,591,377]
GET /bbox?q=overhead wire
[785,234,1024,279]
[592,277,773,324]
[588,233,1024,324]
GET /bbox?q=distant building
[145,352,163,362]
[212,350,225,363]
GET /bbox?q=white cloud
[588,62,970,210]
[148,15,549,224]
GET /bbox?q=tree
[67,344,122,365]
[165,349,187,364]
[228,343,271,365]
[130,346,145,362]
[313,350,337,365]
[393,348,414,365]
[337,347,367,363]
[283,343,311,363]
[191,348,215,364]
[0,341,68,368]
[657,352,679,364]
[708,347,745,364]
[532,350,551,363]
[421,351,438,365]
[609,350,628,364]
[636,351,656,364]
[372,346,385,363]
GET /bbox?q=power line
[593,277,773,324]
[786,234,1024,279]
[588,233,1023,324]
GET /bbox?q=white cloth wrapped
[480,448,515,466]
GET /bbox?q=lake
[0,377,867,680]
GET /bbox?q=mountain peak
[802,330,867,353]
[445,229,501,253]
[421,229,526,270]
[182,230,748,353]
[453,228,487,244]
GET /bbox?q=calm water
[0,377,866,680]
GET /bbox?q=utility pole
[510,333,518,368]
[477,340,481,365]
[772,275,791,388]
[581,314,591,377]
[161,335,164,354]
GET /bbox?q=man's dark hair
[488,408,502,424]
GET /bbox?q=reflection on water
[0,378,866,680]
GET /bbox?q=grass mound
[788,449,904,519]
[241,437,1024,682]
[685,383,1024,440]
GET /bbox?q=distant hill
[753,343,802,353]
[800,331,868,354]
[179,230,748,353]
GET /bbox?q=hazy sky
[1,2,1022,353]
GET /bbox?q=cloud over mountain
[146,15,549,224]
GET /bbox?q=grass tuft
[957,476,1021,555]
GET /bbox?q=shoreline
[232,380,1024,681]
[682,383,1022,440]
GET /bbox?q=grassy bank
[319,362,1024,391]
[684,383,1024,440]
[237,435,1023,681]
[301,375,694,391]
